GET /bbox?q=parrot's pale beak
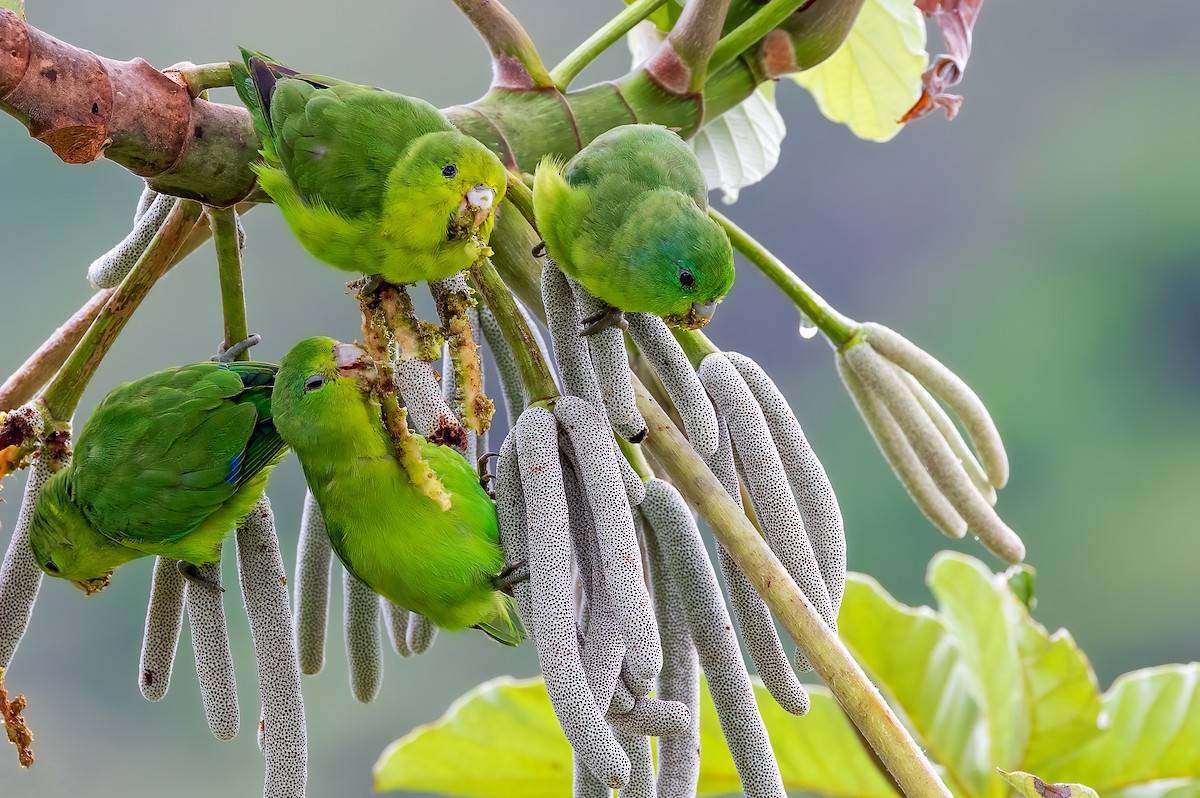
[458,185,496,228]
[333,342,378,391]
[686,301,718,329]
[72,575,110,595]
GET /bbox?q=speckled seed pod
[642,479,789,797]
[294,490,332,676]
[727,352,847,613]
[615,727,655,798]
[836,351,968,538]
[235,497,308,798]
[842,343,1024,563]
[381,601,412,658]
[705,417,810,707]
[480,306,527,427]
[863,322,1010,488]
[405,613,438,655]
[0,453,55,671]
[643,508,700,798]
[516,406,630,790]
[542,263,606,410]
[608,695,692,739]
[133,183,157,223]
[574,755,613,798]
[626,313,719,459]
[554,396,662,697]
[394,357,466,453]
[343,570,383,703]
[88,192,176,288]
[139,556,185,701]
[186,554,240,741]
[700,354,836,640]
[900,370,996,505]
[567,277,646,443]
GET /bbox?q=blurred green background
[2,1,1198,796]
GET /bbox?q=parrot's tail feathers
[475,593,525,647]
[247,56,281,130]
[531,154,570,229]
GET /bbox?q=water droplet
[798,312,819,340]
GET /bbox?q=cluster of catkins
[0,196,847,798]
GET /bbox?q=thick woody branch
[450,0,554,90]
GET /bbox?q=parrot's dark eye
[442,164,458,178]
[679,269,696,289]
[304,374,326,392]
[45,560,59,573]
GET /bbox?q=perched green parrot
[533,124,735,332]
[28,362,287,594]
[231,50,507,284]
[272,337,523,646]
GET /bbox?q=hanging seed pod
[88,192,177,288]
[567,277,646,443]
[0,447,56,672]
[185,553,240,741]
[343,571,384,704]
[293,490,333,676]
[405,613,438,655]
[381,601,412,658]
[138,557,185,701]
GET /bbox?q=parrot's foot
[178,561,224,593]
[477,451,499,498]
[359,274,385,297]
[213,333,262,363]
[579,306,627,337]
[531,240,547,258]
[492,561,530,594]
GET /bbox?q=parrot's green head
[28,469,137,594]
[389,131,508,243]
[273,336,379,453]
[620,194,736,329]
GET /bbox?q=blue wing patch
[225,452,244,485]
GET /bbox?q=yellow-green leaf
[0,0,24,19]
[999,769,1099,798]
[789,0,927,142]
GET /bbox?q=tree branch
[450,0,555,90]
[211,207,249,360]
[551,0,667,91]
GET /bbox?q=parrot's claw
[178,561,225,593]
[214,333,262,363]
[579,306,627,337]
[531,240,547,258]
[477,451,499,497]
[359,274,385,297]
[492,560,530,594]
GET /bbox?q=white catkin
[836,351,968,538]
[643,510,701,798]
[863,322,1010,488]
[405,613,438,655]
[626,313,719,459]
[88,192,176,288]
[701,354,836,643]
[574,754,613,798]
[133,183,157,223]
[236,497,308,798]
[554,396,662,697]
[900,369,997,504]
[706,416,810,707]
[843,343,1024,563]
[727,352,847,614]
[480,305,527,428]
[0,454,54,671]
[516,406,630,790]
[616,450,648,508]
[381,600,412,658]
[394,357,465,452]
[542,263,607,410]
[294,489,332,676]
[568,277,646,443]
[609,669,636,716]
[642,479,789,797]
[608,695,692,739]
[186,553,240,741]
[615,727,656,798]
[343,570,383,703]
[139,556,186,701]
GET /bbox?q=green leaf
[372,676,572,796]
[789,0,927,142]
[698,680,898,797]
[999,769,1099,798]
[0,0,24,19]
[1038,664,1200,798]
[691,82,785,205]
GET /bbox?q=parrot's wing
[567,125,709,209]
[475,593,526,647]
[72,362,286,546]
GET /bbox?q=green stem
[469,259,558,405]
[451,0,555,89]
[169,62,233,97]
[709,0,809,74]
[210,207,249,361]
[504,173,537,228]
[617,436,654,482]
[662,0,732,93]
[40,200,205,421]
[551,0,667,91]
[711,208,858,346]
[632,376,951,798]
[672,328,720,369]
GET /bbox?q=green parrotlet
[271,337,523,646]
[533,124,735,330]
[232,50,507,284]
[28,361,287,594]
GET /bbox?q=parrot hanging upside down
[271,337,524,646]
[533,123,736,333]
[28,360,287,594]
[231,49,508,284]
